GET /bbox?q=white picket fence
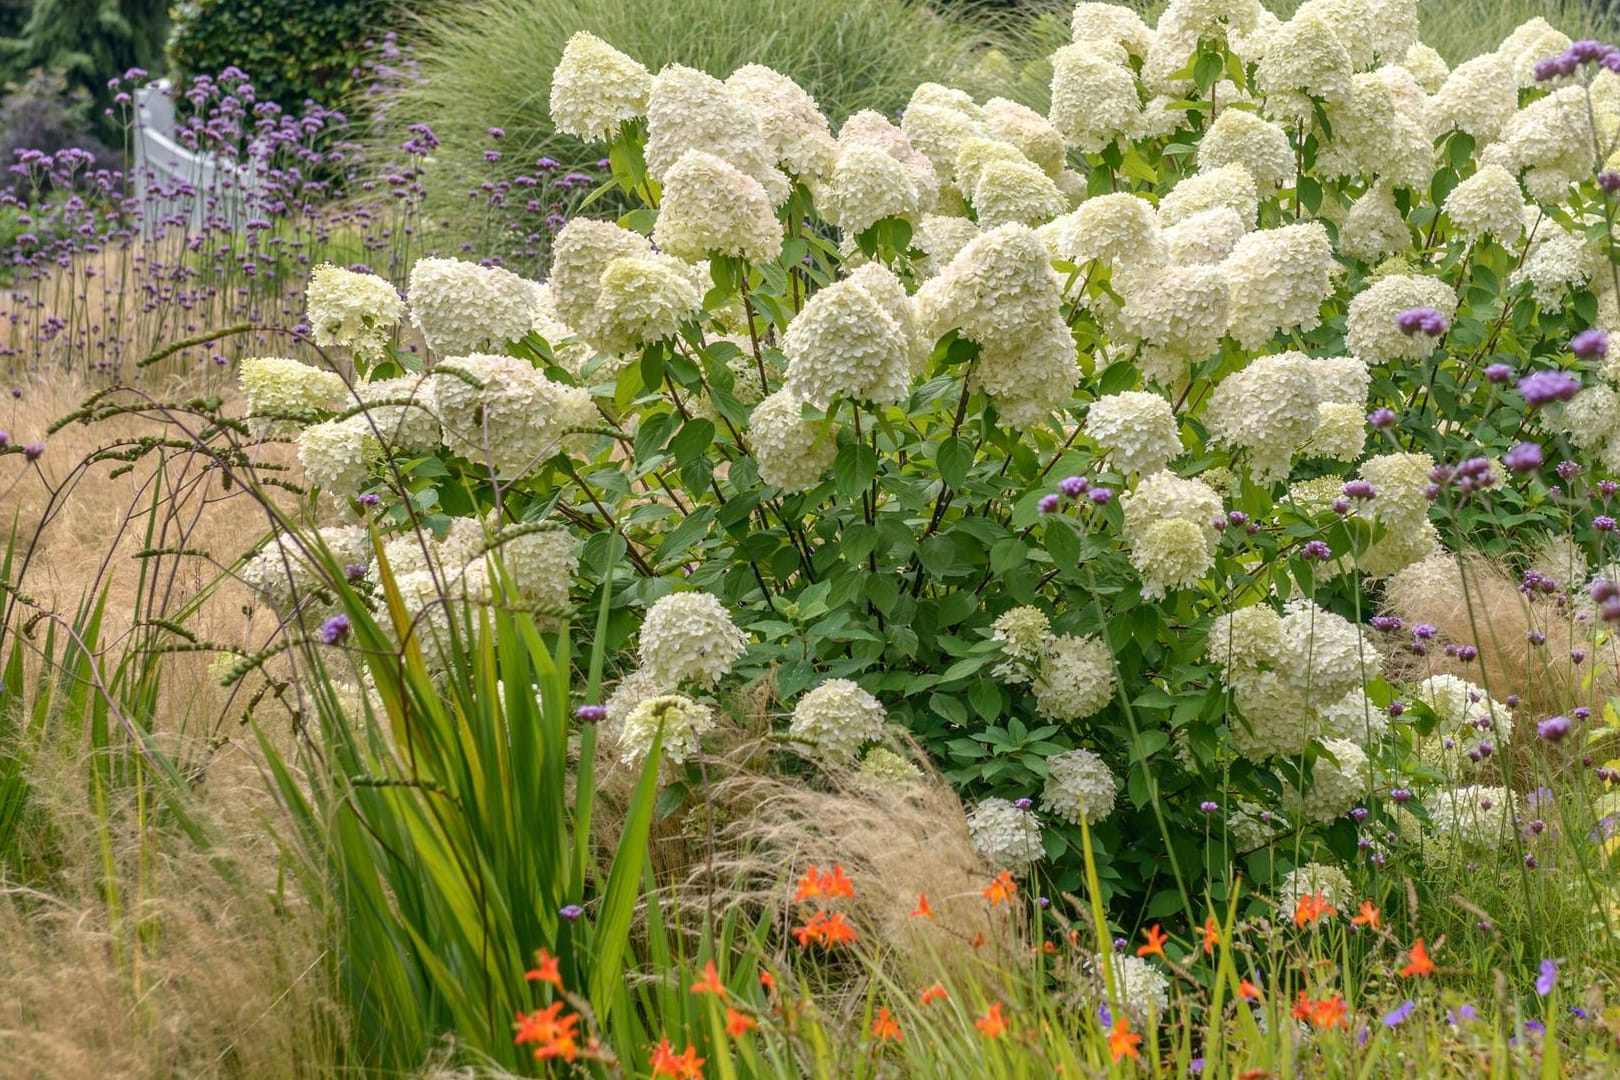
[132,79,260,232]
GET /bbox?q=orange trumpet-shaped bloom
[759,970,776,994]
[974,1001,1008,1039]
[820,864,855,899]
[1291,992,1348,1030]
[793,865,824,903]
[690,959,727,998]
[1293,892,1338,929]
[650,1038,706,1079]
[1351,901,1381,929]
[1401,938,1436,978]
[1108,1016,1142,1061]
[792,910,858,948]
[725,1008,757,1038]
[911,891,935,919]
[919,983,949,1006]
[1201,915,1220,955]
[1136,923,1169,959]
[525,947,563,989]
[871,1007,903,1042]
[1237,978,1264,1002]
[514,1002,581,1062]
[983,870,1017,906]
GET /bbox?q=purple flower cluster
[1396,307,1449,335]
[1534,40,1620,81]
[1426,457,1498,499]
[1517,370,1582,406]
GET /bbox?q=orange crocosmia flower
[1237,978,1263,1002]
[1401,938,1436,978]
[514,1002,581,1063]
[525,947,563,989]
[1201,915,1220,955]
[970,931,987,950]
[919,983,949,1006]
[911,891,935,919]
[1292,892,1338,929]
[650,1039,706,1079]
[820,864,855,899]
[1108,1016,1142,1062]
[974,1001,1008,1039]
[871,1006,903,1042]
[792,910,858,948]
[1291,992,1348,1030]
[793,865,824,903]
[724,1007,757,1038]
[1136,923,1169,959]
[1352,901,1381,929]
[690,959,727,998]
[983,870,1017,906]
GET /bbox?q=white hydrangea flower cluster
[240,525,370,616]
[1158,165,1258,229]
[1278,861,1352,908]
[605,668,668,731]
[1412,673,1515,772]
[783,263,924,406]
[1565,384,1620,472]
[638,591,748,689]
[654,150,784,264]
[238,356,347,437]
[1206,601,1382,760]
[788,678,887,761]
[1320,690,1388,747]
[1032,634,1117,721]
[432,353,596,475]
[1286,737,1369,822]
[406,257,537,359]
[1315,73,1431,190]
[1197,109,1293,190]
[915,215,981,276]
[298,417,379,499]
[1305,355,1372,462]
[1049,40,1139,154]
[725,64,837,180]
[1120,471,1223,599]
[857,747,923,785]
[1100,953,1170,1019]
[1338,183,1410,263]
[1161,207,1247,265]
[1205,351,1322,482]
[1345,272,1458,363]
[1040,748,1118,824]
[916,224,1078,427]
[966,796,1045,867]
[643,64,789,206]
[990,605,1053,684]
[1509,226,1594,311]
[489,525,578,622]
[1425,785,1516,847]
[749,388,839,492]
[353,376,439,453]
[1113,263,1231,386]
[1442,164,1527,245]
[820,111,938,233]
[984,97,1067,178]
[902,83,986,176]
[1039,193,1165,271]
[1227,800,1285,851]
[971,155,1068,228]
[1353,451,1439,578]
[549,218,706,356]
[306,264,402,356]
[1071,3,1153,57]
[1483,85,1594,203]
[549,32,652,140]
[619,693,717,768]
[1428,54,1519,142]
[1084,391,1182,476]
[1220,223,1336,350]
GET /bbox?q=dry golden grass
[0,373,347,1079]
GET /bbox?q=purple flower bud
[1014,797,1034,810]
[1391,788,1413,804]
[1573,328,1610,359]
[1212,516,1227,531]
[1038,493,1061,514]
[575,704,607,723]
[1504,442,1544,473]
[1575,706,1591,720]
[1423,483,1443,500]
[1518,370,1582,406]
[1601,169,1620,194]
[1558,460,1582,479]
[357,492,381,507]
[345,563,368,583]
[1530,819,1546,834]
[1398,307,1448,335]
[1245,522,1259,534]
[1351,807,1369,822]
[1089,488,1113,505]
[487,127,506,139]
[560,903,584,921]
[318,614,351,645]
[1601,480,1619,497]
[0,432,8,448]
[1534,56,1562,81]
[1331,498,1351,515]
[1593,580,1619,603]
[1200,800,1219,814]
[1342,480,1377,500]
[1114,937,1128,952]
[1387,701,1406,717]
[1413,623,1438,639]
[1227,511,1248,526]
[1506,695,1522,708]
[1528,630,1547,645]
[1368,407,1397,430]
[1525,853,1538,869]
[1538,715,1572,742]
[1572,648,1587,664]
[1037,895,1051,908]
[1370,616,1405,632]
[1598,516,1617,532]
[1485,363,1514,384]
[22,442,44,461]
[1059,475,1089,498]
[1300,540,1333,562]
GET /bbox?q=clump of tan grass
[1379,548,1620,751]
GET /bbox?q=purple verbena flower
[1536,959,1559,996]
[1538,715,1572,742]
[1573,328,1610,359]
[1038,493,1061,514]
[1300,540,1332,562]
[560,903,584,921]
[1518,370,1581,406]
[1484,363,1514,384]
[575,704,608,723]
[1059,475,1089,498]
[1504,442,1544,473]
[1382,1000,1417,1028]
[318,614,351,645]
[1368,407,1397,430]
